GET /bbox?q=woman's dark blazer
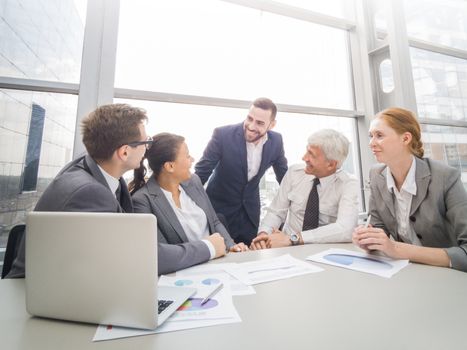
[132,174,235,250]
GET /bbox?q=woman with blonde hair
[353,107,467,272]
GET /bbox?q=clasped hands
[206,233,249,259]
[250,228,295,250]
[352,224,401,259]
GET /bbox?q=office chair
[1,224,26,279]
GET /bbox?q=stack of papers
[93,273,240,341]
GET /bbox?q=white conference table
[1,243,466,350]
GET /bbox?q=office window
[411,48,467,121]
[0,89,77,260]
[0,0,86,82]
[116,0,354,110]
[404,0,467,51]
[273,0,355,20]
[0,0,85,263]
[379,59,395,93]
[422,124,467,189]
[115,98,359,214]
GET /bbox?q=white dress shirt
[246,134,268,181]
[161,186,216,259]
[97,164,120,198]
[386,156,422,246]
[258,163,359,243]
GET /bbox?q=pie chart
[202,278,221,285]
[174,279,194,286]
[177,298,218,311]
[323,253,393,270]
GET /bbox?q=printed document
[306,248,409,278]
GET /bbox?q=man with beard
[195,98,288,245]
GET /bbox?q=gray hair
[307,129,350,168]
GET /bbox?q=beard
[244,127,266,143]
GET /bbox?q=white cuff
[202,239,216,260]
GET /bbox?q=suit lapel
[118,178,133,213]
[235,124,248,181]
[410,158,431,216]
[83,155,132,213]
[182,179,214,234]
[83,155,133,213]
[83,155,110,190]
[147,178,189,243]
[256,132,271,179]
[375,166,396,219]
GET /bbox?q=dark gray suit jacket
[369,157,467,272]
[132,174,235,254]
[7,155,209,277]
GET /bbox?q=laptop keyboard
[158,299,174,314]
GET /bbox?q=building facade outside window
[0,0,86,261]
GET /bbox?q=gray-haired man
[251,129,359,249]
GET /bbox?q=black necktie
[302,178,320,231]
[115,183,122,204]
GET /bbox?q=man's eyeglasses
[126,136,153,150]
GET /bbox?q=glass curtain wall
[0,0,86,259]
[5,0,466,262]
[405,0,467,188]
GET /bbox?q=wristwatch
[289,232,300,246]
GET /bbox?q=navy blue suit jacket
[195,123,288,243]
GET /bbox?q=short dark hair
[252,97,277,121]
[81,104,148,161]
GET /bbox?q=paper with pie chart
[93,273,240,341]
[158,274,238,321]
[306,248,409,278]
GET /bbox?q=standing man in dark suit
[7,104,225,278]
[195,98,288,245]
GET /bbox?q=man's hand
[206,233,227,258]
[250,232,269,250]
[267,229,292,248]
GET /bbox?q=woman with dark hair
[131,133,248,264]
[353,107,467,272]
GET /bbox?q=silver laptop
[25,211,196,329]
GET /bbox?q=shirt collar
[97,164,120,195]
[247,132,268,147]
[386,156,417,195]
[160,185,183,197]
[314,169,341,188]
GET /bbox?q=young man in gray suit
[6,104,226,278]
